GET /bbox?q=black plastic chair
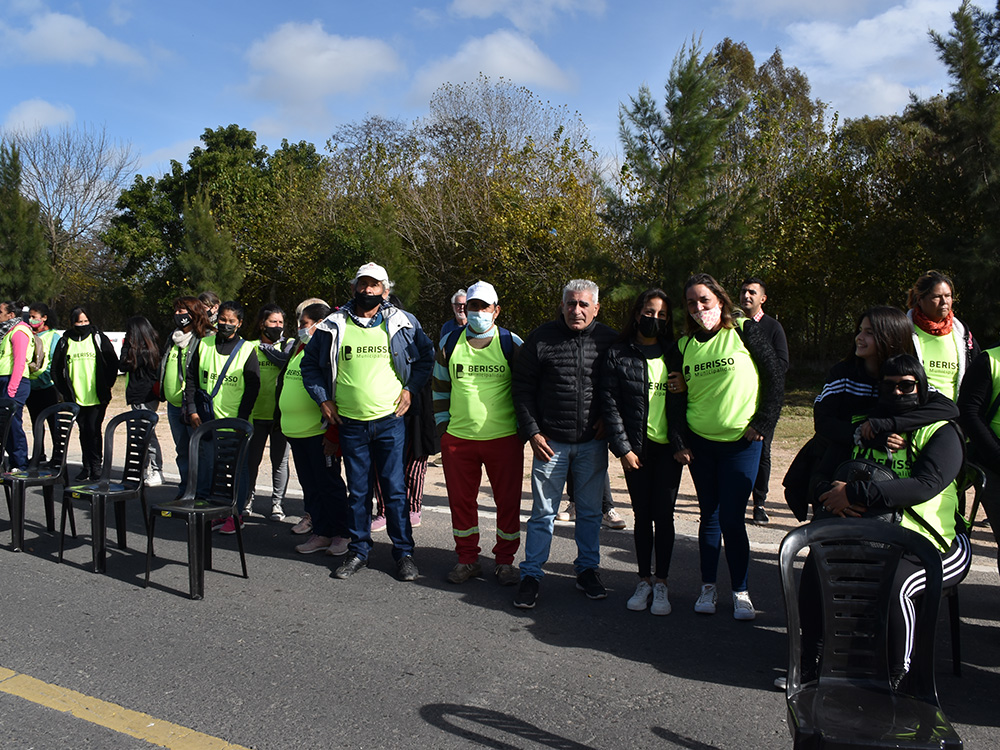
[779,518,962,750]
[144,418,253,599]
[2,402,80,552]
[0,399,15,473]
[58,409,159,573]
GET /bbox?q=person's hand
[529,433,555,462]
[745,426,764,442]
[394,388,412,417]
[189,413,202,428]
[818,480,851,516]
[592,418,606,440]
[674,449,693,465]
[621,452,642,472]
[322,437,339,457]
[859,420,875,441]
[667,371,686,394]
[321,400,341,425]
[885,433,905,451]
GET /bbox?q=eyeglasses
[880,379,918,395]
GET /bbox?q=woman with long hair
[119,315,164,485]
[601,288,683,615]
[0,301,36,470]
[667,273,784,620]
[245,303,292,520]
[160,296,212,495]
[51,306,119,480]
[906,270,979,400]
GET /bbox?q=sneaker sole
[296,546,329,554]
[694,604,717,614]
[734,610,756,621]
[651,604,672,616]
[626,598,651,611]
[576,583,608,600]
[513,598,536,609]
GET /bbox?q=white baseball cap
[353,262,389,284]
[466,280,498,306]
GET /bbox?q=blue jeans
[0,376,31,469]
[338,413,412,561]
[167,402,211,498]
[287,435,350,538]
[687,433,762,592]
[520,438,608,579]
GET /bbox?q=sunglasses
[880,379,918,395]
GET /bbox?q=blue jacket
[300,305,434,410]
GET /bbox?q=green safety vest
[985,347,1000,440]
[279,347,324,439]
[251,344,283,421]
[680,320,759,442]
[0,322,35,380]
[915,327,961,400]
[162,340,194,408]
[645,355,669,444]
[336,320,400,421]
[446,329,517,441]
[28,329,57,386]
[851,421,959,552]
[196,335,255,420]
[65,335,101,406]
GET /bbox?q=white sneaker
[145,470,163,487]
[626,580,653,611]
[602,508,626,530]
[555,502,573,522]
[733,590,756,621]
[651,582,671,616]
[694,583,717,614]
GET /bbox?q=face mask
[637,315,665,339]
[298,327,312,344]
[692,306,722,331]
[74,323,93,333]
[879,393,920,415]
[262,325,283,342]
[467,310,495,333]
[29,318,43,330]
[354,291,383,312]
[216,323,237,339]
[174,313,192,329]
[208,311,218,324]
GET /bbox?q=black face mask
[878,392,920,415]
[216,323,237,339]
[637,315,665,339]
[262,325,283,342]
[354,291,383,312]
[74,323,93,336]
[174,313,192,329]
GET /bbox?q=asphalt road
[1,422,998,749]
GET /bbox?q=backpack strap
[209,339,245,398]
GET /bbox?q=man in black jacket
[739,277,789,525]
[512,279,617,608]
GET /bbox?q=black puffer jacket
[513,316,618,443]
[600,338,666,458]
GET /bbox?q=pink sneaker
[325,536,350,556]
[290,513,312,535]
[371,515,387,532]
[218,515,244,535]
[409,510,422,528]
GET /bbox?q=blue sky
[1,0,962,176]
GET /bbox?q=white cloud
[107,0,133,26]
[245,20,403,116]
[140,137,201,176]
[717,0,874,23]
[449,0,605,33]
[0,11,144,65]
[782,0,955,117]
[411,29,573,103]
[3,98,75,130]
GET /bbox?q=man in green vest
[301,263,435,582]
[432,281,524,586]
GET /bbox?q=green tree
[0,142,55,302]
[175,190,242,299]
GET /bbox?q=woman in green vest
[26,303,61,444]
[906,270,979,400]
[245,303,292,521]
[275,302,350,556]
[819,354,971,685]
[161,296,213,498]
[0,301,35,470]
[51,306,119,481]
[667,273,784,622]
[184,300,260,534]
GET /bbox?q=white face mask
[467,310,495,333]
[298,327,312,344]
[692,305,722,331]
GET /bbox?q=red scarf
[912,305,953,336]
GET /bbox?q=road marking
[0,667,250,750]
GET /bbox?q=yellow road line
[0,666,251,750]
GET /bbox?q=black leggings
[624,440,682,580]
[78,403,108,473]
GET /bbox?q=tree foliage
[0,142,55,303]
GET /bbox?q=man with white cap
[432,281,524,586]
[301,262,434,581]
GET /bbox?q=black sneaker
[576,568,607,599]
[513,575,539,609]
[396,555,418,582]
[752,505,769,525]
[334,553,367,579]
